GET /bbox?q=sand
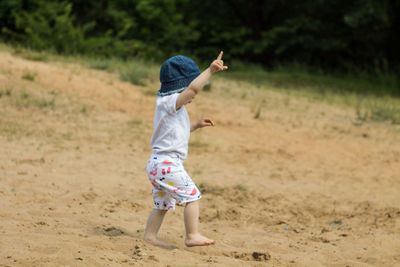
[0,50,399,266]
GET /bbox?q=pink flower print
[190,188,197,196]
[150,168,157,176]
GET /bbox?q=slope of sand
[0,51,399,266]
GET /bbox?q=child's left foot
[185,233,215,247]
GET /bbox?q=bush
[8,1,85,53]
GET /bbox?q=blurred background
[1,0,399,70]
[1,0,399,97]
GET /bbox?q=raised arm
[176,51,228,110]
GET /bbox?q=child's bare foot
[185,233,215,247]
[144,237,177,250]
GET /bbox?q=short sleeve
[160,93,179,115]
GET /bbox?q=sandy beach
[1,51,399,266]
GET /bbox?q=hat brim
[156,74,199,96]
[156,87,186,96]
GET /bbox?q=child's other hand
[197,118,215,128]
[210,51,228,73]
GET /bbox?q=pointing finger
[217,51,223,60]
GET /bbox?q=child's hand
[191,118,215,132]
[210,51,228,74]
[197,118,215,128]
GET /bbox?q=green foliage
[355,99,400,125]
[87,58,112,70]
[203,81,212,92]
[17,50,49,62]
[16,90,56,109]
[21,71,37,81]
[7,1,85,53]
[370,105,400,124]
[119,65,150,86]
[0,0,398,75]
[222,62,399,97]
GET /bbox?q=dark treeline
[1,0,399,73]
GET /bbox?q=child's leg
[144,209,176,249]
[184,200,215,247]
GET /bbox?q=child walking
[144,51,228,248]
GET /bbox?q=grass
[21,71,37,81]
[87,58,113,70]
[81,56,158,86]
[355,99,400,125]
[3,43,399,125]
[203,80,212,92]
[220,61,400,125]
[119,67,149,86]
[12,47,49,62]
[85,57,157,86]
[15,90,56,109]
[222,61,399,96]
[0,118,22,141]
[5,45,158,87]
[0,80,57,110]
[0,86,12,98]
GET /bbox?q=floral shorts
[146,154,201,210]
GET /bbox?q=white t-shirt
[150,93,190,160]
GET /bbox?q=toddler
[144,51,228,248]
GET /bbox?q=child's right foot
[185,234,215,247]
[144,237,177,250]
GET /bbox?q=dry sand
[0,51,399,266]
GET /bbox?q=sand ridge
[0,51,399,266]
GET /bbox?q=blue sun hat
[156,55,200,96]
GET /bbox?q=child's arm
[176,51,228,110]
[190,118,215,132]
